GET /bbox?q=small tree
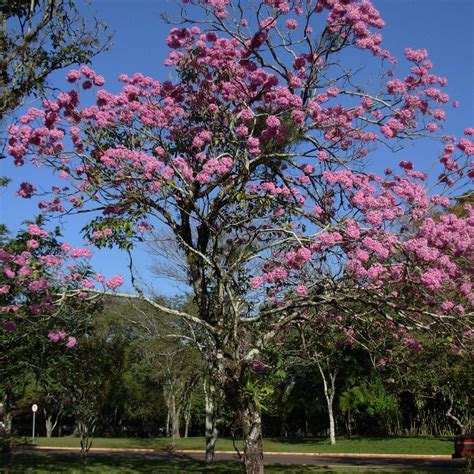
[0,221,103,451]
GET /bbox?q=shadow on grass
[0,452,343,473]
[0,451,467,474]
[2,452,241,473]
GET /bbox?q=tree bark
[45,415,54,438]
[317,361,337,445]
[204,377,218,463]
[165,389,181,444]
[165,402,170,437]
[241,398,264,474]
[169,392,181,448]
[184,402,191,438]
[2,413,12,437]
[327,396,336,445]
[76,417,96,464]
[44,409,59,438]
[0,394,12,454]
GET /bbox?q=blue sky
[1,0,473,297]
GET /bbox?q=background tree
[0,0,109,122]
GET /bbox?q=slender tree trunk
[3,413,12,436]
[327,397,336,445]
[44,409,59,438]
[0,394,12,454]
[317,360,337,445]
[241,397,264,474]
[0,412,12,454]
[76,417,96,465]
[165,402,170,438]
[347,409,353,437]
[204,377,218,463]
[169,393,181,448]
[181,375,197,439]
[184,401,191,438]
[45,415,54,438]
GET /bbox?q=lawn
[24,435,454,455]
[0,451,465,474]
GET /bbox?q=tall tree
[5,1,473,472]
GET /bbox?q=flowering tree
[5,0,473,471]
[0,219,109,451]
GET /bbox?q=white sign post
[32,404,38,443]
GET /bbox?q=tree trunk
[0,412,12,454]
[169,393,181,448]
[165,403,170,437]
[76,417,96,464]
[317,361,337,445]
[184,402,191,438]
[2,412,12,437]
[204,377,218,463]
[44,409,59,438]
[241,398,264,474]
[45,415,54,438]
[346,409,353,437]
[327,398,336,445]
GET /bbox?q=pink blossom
[317,151,328,161]
[28,278,50,292]
[162,167,174,180]
[240,108,254,122]
[48,330,66,342]
[251,276,263,289]
[106,275,124,290]
[27,240,39,250]
[295,285,308,297]
[66,336,77,348]
[420,268,446,290]
[404,48,429,62]
[66,70,81,82]
[17,182,36,198]
[286,19,298,30]
[27,224,49,237]
[82,278,95,289]
[70,247,93,259]
[266,115,281,128]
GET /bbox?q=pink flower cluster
[48,330,77,348]
[0,224,125,325]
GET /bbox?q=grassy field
[0,451,465,474]
[23,435,454,455]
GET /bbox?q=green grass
[0,452,465,474]
[24,435,454,455]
